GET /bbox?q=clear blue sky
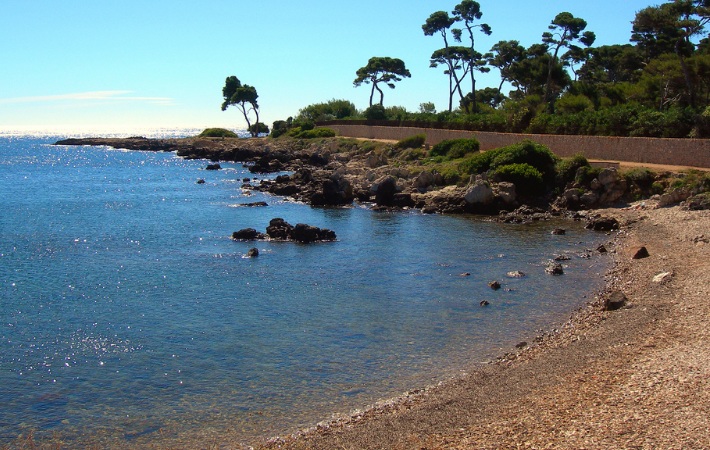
[0,0,657,133]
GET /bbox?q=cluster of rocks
[553,167,628,210]
[232,218,336,244]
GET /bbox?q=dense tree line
[288,0,710,138]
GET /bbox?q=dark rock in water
[605,290,627,311]
[235,201,268,208]
[597,244,608,253]
[291,223,336,243]
[205,163,222,170]
[585,216,619,231]
[480,300,490,307]
[246,248,259,258]
[506,271,526,278]
[460,272,471,277]
[232,228,266,241]
[373,175,398,206]
[554,254,571,261]
[515,341,528,349]
[266,218,293,240]
[196,178,206,184]
[631,246,650,259]
[265,218,336,243]
[551,228,566,235]
[488,280,501,290]
[545,262,564,275]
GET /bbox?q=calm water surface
[0,134,610,447]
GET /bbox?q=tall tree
[488,40,527,92]
[423,11,460,111]
[452,0,492,112]
[429,46,474,110]
[542,12,596,111]
[221,76,261,137]
[353,57,411,107]
[632,0,710,107]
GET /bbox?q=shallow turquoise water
[0,135,610,446]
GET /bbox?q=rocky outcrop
[585,216,619,232]
[233,219,336,243]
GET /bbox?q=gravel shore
[259,203,709,449]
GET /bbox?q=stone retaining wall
[325,124,710,168]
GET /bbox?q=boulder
[685,192,710,210]
[506,271,526,278]
[196,178,206,184]
[266,218,293,240]
[291,223,337,243]
[232,228,266,241]
[488,280,502,290]
[464,179,494,205]
[373,175,398,206]
[551,228,566,235]
[205,163,221,170]
[246,248,259,258]
[604,290,627,311]
[659,188,691,207]
[631,246,650,259]
[545,262,564,275]
[494,182,517,205]
[414,171,436,190]
[585,216,619,231]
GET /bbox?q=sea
[0,129,610,447]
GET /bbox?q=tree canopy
[353,57,411,106]
[221,76,261,137]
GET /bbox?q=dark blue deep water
[0,133,610,447]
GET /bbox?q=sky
[0,0,659,133]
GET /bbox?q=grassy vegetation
[197,128,239,138]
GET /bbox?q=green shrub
[492,163,545,195]
[198,128,239,138]
[556,154,591,187]
[623,168,656,190]
[575,165,601,185]
[429,138,480,159]
[292,127,336,139]
[364,104,387,120]
[395,133,427,149]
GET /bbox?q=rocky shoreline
[56,136,706,220]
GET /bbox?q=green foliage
[354,57,412,106]
[364,104,388,120]
[429,138,480,159]
[459,140,558,188]
[556,153,591,186]
[623,167,656,190]
[291,128,336,139]
[574,165,601,185]
[492,163,545,195]
[271,120,290,138]
[198,128,239,138]
[555,93,595,114]
[249,122,269,135]
[395,133,427,149]
[222,75,261,137]
[297,99,358,122]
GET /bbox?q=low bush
[429,138,480,159]
[556,154,591,187]
[291,127,336,139]
[395,133,426,149]
[198,128,239,138]
[492,163,545,195]
[623,168,656,191]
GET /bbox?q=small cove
[0,135,610,447]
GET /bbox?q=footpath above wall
[324,124,710,169]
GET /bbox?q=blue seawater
[0,134,610,447]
